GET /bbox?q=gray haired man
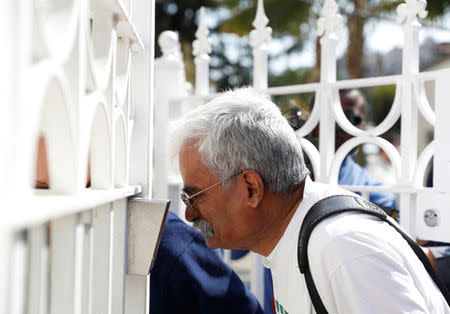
[172,88,450,314]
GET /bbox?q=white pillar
[129,0,155,199]
[250,0,271,91]
[153,31,188,200]
[317,0,342,183]
[193,7,211,96]
[0,2,18,311]
[249,0,272,306]
[127,1,156,313]
[397,0,427,234]
[433,69,450,193]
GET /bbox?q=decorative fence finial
[158,30,182,60]
[317,0,343,37]
[249,0,272,48]
[397,0,428,26]
[193,7,212,57]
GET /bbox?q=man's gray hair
[171,87,309,193]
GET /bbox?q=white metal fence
[154,0,450,306]
[1,1,169,314]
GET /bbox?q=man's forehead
[179,147,214,183]
[179,147,203,169]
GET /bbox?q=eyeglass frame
[180,172,241,212]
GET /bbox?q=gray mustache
[192,219,214,237]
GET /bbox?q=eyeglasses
[180,173,241,212]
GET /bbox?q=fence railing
[154,0,450,306]
[1,1,168,314]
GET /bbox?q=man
[172,87,449,313]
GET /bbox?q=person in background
[150,210,263,314]
[288,89,397,209]
[364,132,400,186]
[336,89,397,209]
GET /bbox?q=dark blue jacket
[150,211,263,314]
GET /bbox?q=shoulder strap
[297,195,450,314]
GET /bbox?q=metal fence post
[250,0,271,91]
[397,0,427,234]
[249,0,272,306]
[193,7,211,96]
[154,31,188,200]
[317,0,342,183]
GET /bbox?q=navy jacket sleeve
[150,212,263,314]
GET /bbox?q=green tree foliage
[367,84,399,132]
[217,0,312,38]
[156,0,218,53]
[427,0,450,19]
[156,0,222,85]
[156,0,449,90]
[269,68,314,117]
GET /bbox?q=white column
[0,2,16,313]
[27,225,49,314]
[397,0,427,234]
[124,275,148,314]
[249,0,272,306]
[50,215,82,314]
[9,232,27,314]
[0,1,16,200]
[0,230,12,314]
[126,199,169,314]
[317,0,342,183]
[153,31,187,200]
[250,0,271,91]
[433,69,450,193]
[91,205,111,314]
[193,7,211,96]
[110,200,128,314]
[129,0,155,199]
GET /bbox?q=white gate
[154,0,450,306]
[1,1,169,314]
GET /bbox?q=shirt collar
[263,176,314,268]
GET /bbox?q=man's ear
[241,170,264,208]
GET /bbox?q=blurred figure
[337,89,397,209]
[365,132,400,185]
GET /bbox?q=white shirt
[263,177,449,314]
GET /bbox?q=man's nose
[185,207,200,222]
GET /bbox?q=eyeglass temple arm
[186,177,228,200]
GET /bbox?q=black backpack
[297,195,450,314]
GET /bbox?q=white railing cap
[193,7,212,57]
[317,0,343,37]
[397,0,428,26]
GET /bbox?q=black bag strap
[297,195,450,314]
